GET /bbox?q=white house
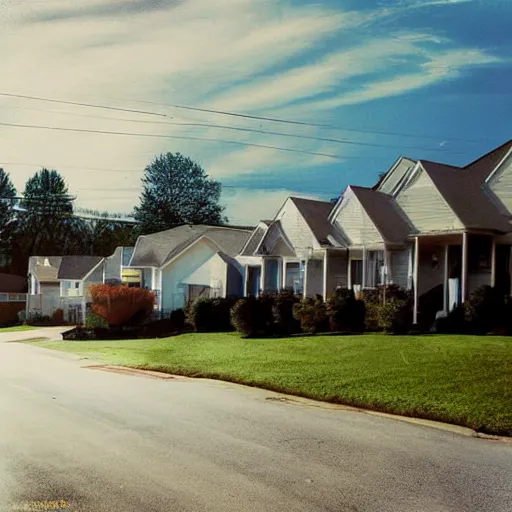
[128,225,252,311]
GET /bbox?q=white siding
[488,154,512,214]
[397,167,463,234]
[278,199,318,257]
[161,239,226,311]
[305,259,323,297]
[333,189,383,247]
[378,157,416,196]
[389,249,409,289]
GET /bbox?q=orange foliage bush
[89,284,155,327]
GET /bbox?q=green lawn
[29,333,512,436]
[0,325,36,333]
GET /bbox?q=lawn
[0,325,36,333]
[29,333,512,436]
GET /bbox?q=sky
[0,0,511,225]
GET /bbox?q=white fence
[0,293,27,303]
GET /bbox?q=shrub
[292,295,327,334]
[377,297,412,335]
[89,284,155,327]
[271,290,301,335]
[85,312,109,329]
[434,305,467,334]
[188,297,238,332]
[0,303,25,326]
[52,308,65,325]
[361,285,412,334]
[231,296,274,337]
[326,288,365,333]
[169,308,186,331]
[464,285,501,334]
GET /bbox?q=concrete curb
[84,364,512,443]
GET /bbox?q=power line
[0,121,344,160]
[0,91,169,118]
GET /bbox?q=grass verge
[0,325,36,333]
[27,332,512,436]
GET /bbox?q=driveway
[0,339,511,512]
[0,326,69,343]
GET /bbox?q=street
[0,331,511,512]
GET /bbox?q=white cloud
[0,0,503,220]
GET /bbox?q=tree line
[0,152,226,276]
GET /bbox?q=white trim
[362,247,367,289]
[303,259,309,298]
[255,220,296,256]
[159,235,223,271]
[238,221,269,256]
[328,185,351,223]
[443,244,449,313]
[81,258,107,282]
[413,236,419,325]
[461,232,468,302]
[485,147,512,184]
[322,250,328,301]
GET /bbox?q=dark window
[469,236,492,272]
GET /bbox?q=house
[128,225,252,311]
[27,255,105,323]
[237,197,347,300]
[0,273,27,325]
[245,140,512,327]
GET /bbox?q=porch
[411,233,511,325]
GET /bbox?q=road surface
[0,331,511,512]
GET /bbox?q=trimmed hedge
[230,296,273,337]
[292,295,327,334]
[188,297,238,333]
[326,288,365,333]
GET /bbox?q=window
[469,236,492,272]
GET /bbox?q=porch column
[260,258,266,294]
[151,267,156,290]
[413,236,419,325]
[347,254,352,289]
[323,250,329,301]
[282,261,287,290]
[362,248,367,289]
[303,259,309,298]
[443,244,449,312]
[461,232,468,303]
[243,265,249,297]
[491,238,496,288]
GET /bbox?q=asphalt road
[0,332,511,512]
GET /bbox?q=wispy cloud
[0,0,504,222]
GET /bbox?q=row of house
[27,139,512,326]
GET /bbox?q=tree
[18,168,78,256]
[134,152,227,234]
[0,169,17,270]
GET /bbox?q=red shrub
[0,303,25,326]
[89,284,155,327]
[52,308,65,325]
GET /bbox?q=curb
[83,364,512,443]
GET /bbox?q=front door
[350,260,363,288]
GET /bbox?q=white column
[303,259,309,298]
[413,237,419,325]
[362,248,367,289]
[243,265,249,297]
[323,250,328,301]
[461,232,468,303]
[151,267,156,290]
[491,238,496,288]
[443,244,449,312]
[282,260,287,290]
[347,256,352,289]
[260,258,266,294]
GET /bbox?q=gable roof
[374,156,417,194]
[289,197,344,247]
[239,222,269,256]
[130,225,252,267]
[350,186,411,244]
[57,256,104,280]
[466,139,512,183]
[419,160,511,233]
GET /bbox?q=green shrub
[464,285,501,334]
[377,297,412,335]
[188,297,238,333]
[272,290,301,335]
[85,312,109,329]
[230,296,274,337]
[292,295,327,334]
[362,285,412,334]
[170,308,186,331]
[434,305,467,334]
[326,288,365,333]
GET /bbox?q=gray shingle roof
[420,160,512,233]
[57,256,104,280]
[240,224,268,256]
[290,197,345,247]
[130,225,252,267]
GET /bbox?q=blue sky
[0,0,511,224]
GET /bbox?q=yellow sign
[122,269,141,283]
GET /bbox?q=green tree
[19,168,77,256]
[0,168,17,270]
[134,152,226,235]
